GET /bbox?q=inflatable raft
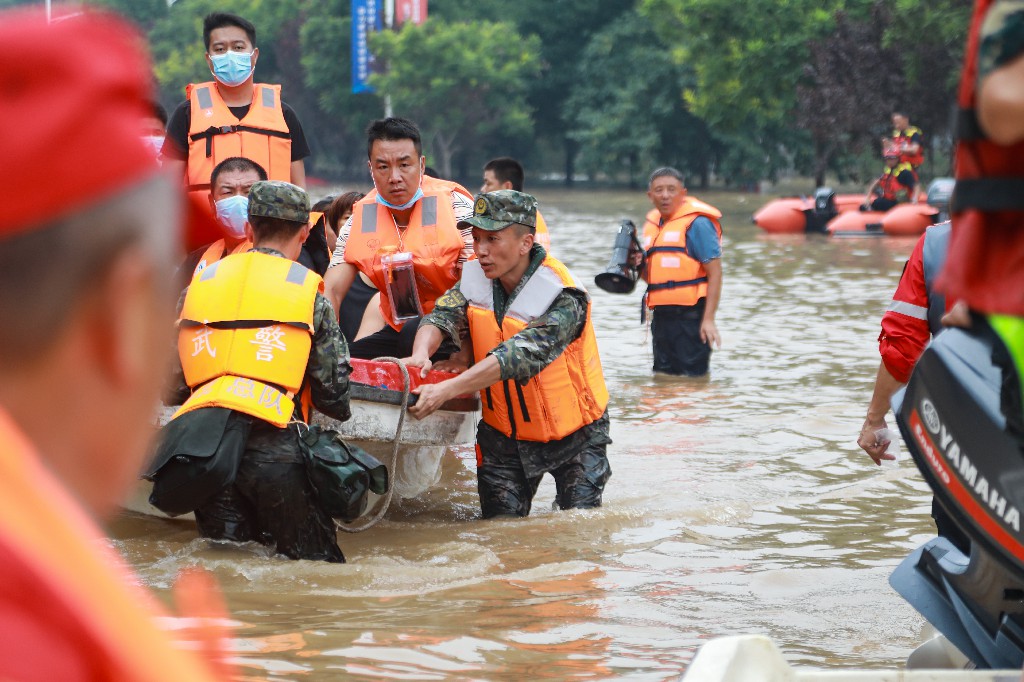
[753,179,954,237]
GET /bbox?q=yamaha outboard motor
[927,178,957,223]
[890,326,1024,668]
[595,219,645,294]
[804,186,838,233]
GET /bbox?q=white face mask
[214,194,249,238]
[142,135,164,157]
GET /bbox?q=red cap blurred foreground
[0,7,223,249]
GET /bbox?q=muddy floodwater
[110,186,937,680]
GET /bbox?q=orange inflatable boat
[753,179,954,237]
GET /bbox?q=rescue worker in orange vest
[176,156,267,291]
[862,147,920,212]
[634,167,723,376]
[164,181,352,562]
[161,12,310,205]
[481,157,553,250]
[0,8,228,679]
[325,117,475,360]
[887,111,925,169]
[404,191,612,518]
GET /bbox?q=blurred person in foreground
[0,8,226,680]
[404,191,612,517]
[941,0,1024,436]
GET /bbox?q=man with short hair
[165,181,352,563]
[325,117,475,359]
[404,190,612,518]
[862,148,919,212]
[637,167,723,376]
[0,8,224,678]
[481,157,551,250]
[162,12,310,204]
[888,111,925,169]
[177,156,268,289]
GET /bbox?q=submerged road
[112,186,932,679]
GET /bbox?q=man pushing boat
[403,191,612,518]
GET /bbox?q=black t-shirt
[894,169,916,189]
[162,96,311,162]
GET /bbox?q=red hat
[0,9,159,238]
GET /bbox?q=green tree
[564,10,717,187]
[640,0,842,184]
[369,19,541,179]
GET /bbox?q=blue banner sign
[352,0,381,94]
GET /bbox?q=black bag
[146,407,252,516]
[299,425,388,522]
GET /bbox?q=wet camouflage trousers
[475,411,612,518]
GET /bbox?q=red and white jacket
[879,223,951,382]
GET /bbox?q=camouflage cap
[459,190,537,231]
[247,180,310,223]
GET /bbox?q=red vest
[939,0,1024,315]
[879,162,917,201]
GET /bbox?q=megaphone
[594,219,645,294]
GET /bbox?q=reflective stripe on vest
[344,176,467,330]
[641,198,722,308]
[0,410,220,681]
[192,238,253,279]
[176,251,322,427]
[463,257,609,442]
[922,222,951,335]
[185,82,291,203]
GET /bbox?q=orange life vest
[344,176,470,329]
[535,211,552,251]
[0,409,221,681]
[175,251,322,428]
[641,197,722,308]
[185,82,291,204]
[461,256,609,442]
[892,126,925,167]
[879,162,918,201]
[193,238,252,279]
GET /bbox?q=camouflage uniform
[166,182,352,562]
[979,1,1024,79]
[422,190,612,518]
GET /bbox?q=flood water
[110,187,937,680]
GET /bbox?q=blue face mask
[375,187,424,211]
[215,195,249,238]
[209,50,254,87]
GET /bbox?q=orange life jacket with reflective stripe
[892,126,925,167]
[879,162,917,201]
[175,251,322,427]
[185,82,291,204]
[0,409,221,682]
[462,256,609,442]
[641,198,722,308]
[344,176,470,330]
[193,238,252,279]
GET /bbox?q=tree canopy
[6,0,972,187]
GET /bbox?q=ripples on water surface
[112,187,938,679]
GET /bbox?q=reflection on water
[112,187,935,679]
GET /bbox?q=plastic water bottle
[875,428,902,468]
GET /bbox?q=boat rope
[337,356,410,533]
